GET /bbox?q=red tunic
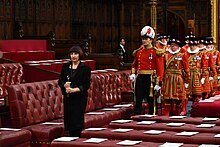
[163,51,190,100]
[131,45,164,81]
[209,49,219,88]
[200,49,216,93]
[185,51,203,95]
[216,50,220,87]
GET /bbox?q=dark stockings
[69,129,82,137]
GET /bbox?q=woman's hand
[66,87,80,93]
[64,82,71,88]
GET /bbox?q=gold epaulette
[132,47,142,56]
[154,47,166,56]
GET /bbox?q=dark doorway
[157,10,186,42]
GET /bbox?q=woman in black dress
[58,45,91,137]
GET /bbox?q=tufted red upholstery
[0,128,32,147]
[84,70,135,127]
[7,70,135,146]
[85,74,96,112]
[8,80,63,128]
[0,63,24,105]
[118,70,132,92]
[0,116,1,127]
[7,80,64,146]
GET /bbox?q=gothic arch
[157,9,186,41]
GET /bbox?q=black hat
[205,37,214,45]
[188,37,198,45]
[168,37,181,46]
[198,36,206,44]
[185,34,195,39]
[185,34,195,44]
[157,34,168,40]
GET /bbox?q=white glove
[154,85,161,92]
[209,77,213,81]
[129,74,135,82]
[201,78,205,84]
[184,83,189,89]
[218,76,220,80]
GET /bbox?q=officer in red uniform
[130,26,164,115]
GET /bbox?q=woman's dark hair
[69,45,84,60]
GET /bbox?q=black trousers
[134,74,154,115]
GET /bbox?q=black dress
[58,61,91,132]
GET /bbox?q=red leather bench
[191,98,220,117]
[81,128,220,144]
[0,63,25,105]
[7,70,135,146]
[7,80,64,146]
[0,116,32,147]
[84,70,134,128]
[108,120,220,133]
[51,137,199,147]
[131,115,220,125]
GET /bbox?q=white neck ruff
[168,47,181,54]
[206,46,214,51]
[198,46,206,50]
[187,47,200,54]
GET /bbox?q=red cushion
[131,115,220,125]
[0,129,32,147]
[108,120,220,133]
[51,138,199,147]
[23,123,64,142]
[81,128,220,144]
[191,100,220,117]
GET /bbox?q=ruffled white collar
[206,46,214,52]
[187,47,200,54]
[198,46,206,50]
[168,47,181,54]
[158,40,167,46]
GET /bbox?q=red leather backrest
[7,70,131,127]
[0,116,2,127]
[85,74,96,112]
[8,80,63,127]
[92,71,122,106]
[0,63,24,97]
[104,72,122,105]
[118,70,132,91]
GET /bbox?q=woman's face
[70,52,79,62]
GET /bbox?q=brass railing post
[211,0,218,48]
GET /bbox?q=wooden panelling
[0,0,215,57]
